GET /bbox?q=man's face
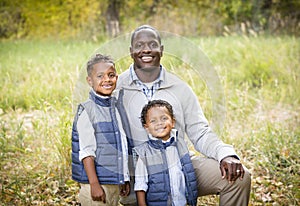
[86,62,118,96]
[130,28,164,71]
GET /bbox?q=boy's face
[86,62,118,96]
[144,106,175,141]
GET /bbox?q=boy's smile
[86,62,118,96]
[144,106,175,141]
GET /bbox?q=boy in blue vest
[71,54,130,205]
[133,100,198,206]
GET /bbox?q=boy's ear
[172,118,176,127]
[144,124,149,132]
[86,76,92,87]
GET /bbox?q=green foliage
[1,0,300,39]
[193,36,300,104]
[0,37,299,205]
[0,39,98,111]
[0,0,107,39]
[0,0,23,38]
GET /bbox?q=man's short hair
[131,25,161,46]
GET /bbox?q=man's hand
[220,156,245,183]
[90,182,106,203]
[119,181,131,197]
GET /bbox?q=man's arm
[181,84,238,162]
[180,84,245,181]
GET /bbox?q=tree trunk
[106,0,120,37]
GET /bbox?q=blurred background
[1,0,299,39]
[0,1,299,205]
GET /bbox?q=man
[117,25,251,206]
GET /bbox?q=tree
[106,0,122,37]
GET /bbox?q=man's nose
[142,43,151,52]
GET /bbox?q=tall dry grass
[0,36,299,205]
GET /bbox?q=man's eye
[135,43,143,49]
[150,42,158,48]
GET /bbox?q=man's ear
[160,45,164,57]
[130,47,133,58]
[86,76,92,87]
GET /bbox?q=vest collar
[89,90,112,107]
[148,129,178,149]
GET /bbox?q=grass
[0,35,299,205]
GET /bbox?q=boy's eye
[149,119,156,124]
[161,116,170,122]
[108,73,116,78]
[96,72,116,79]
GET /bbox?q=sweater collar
[129,64,165,86]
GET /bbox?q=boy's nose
[102,74,110,80]
[156,121,163,125]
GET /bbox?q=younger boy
[71,54,130,205]
[133,100,198,206]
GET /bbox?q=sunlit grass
[0,36,299,205]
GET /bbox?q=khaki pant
[192,157,251,206]
[120,157,251,206]
[79,184,120,206]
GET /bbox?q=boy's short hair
[140,99,174,126]
[86,53,114,76]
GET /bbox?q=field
[0,35,299,205]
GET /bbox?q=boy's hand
[90,182,106,203]
[119,181,130,196]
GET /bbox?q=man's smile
[141,56,153,62]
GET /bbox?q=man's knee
[238,167,251,189]
[225,166,251,197]
[219,167,251,206]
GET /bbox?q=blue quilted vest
[72,91,126,184]
[133,135,198,206]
